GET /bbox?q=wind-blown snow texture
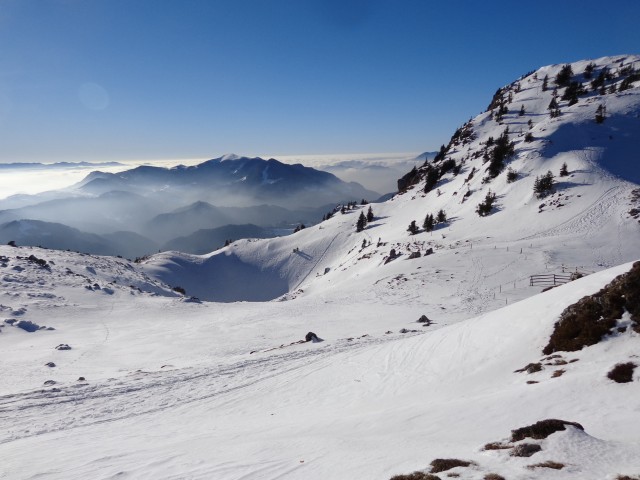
[1,55,639,479]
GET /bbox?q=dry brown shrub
[390,473,441,480]
[430,459,475,473]
[483,442,512,450]
[514,363,542,374]
[527,461,564,470]
[510,443,542,457]
[511,419,583,441]
[607,362,637,383]
[544,262,640,354]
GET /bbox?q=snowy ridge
[142,55,640,304]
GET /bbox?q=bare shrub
[607,362,637,383]
[430,459,474,473]
[511,419,583,442]
[544,262,640,354]
[552,369,566,378]
[483,442,512,451]
[514,363,542,374]
[390,473,441,480]
[527,461,564,470]
[484,475,506,480]
[510,443,542,457]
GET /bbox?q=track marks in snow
[0,331,420,445]
[518,186,624,241]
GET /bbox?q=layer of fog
[0,154,403,258]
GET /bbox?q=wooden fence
[529,273,573,287]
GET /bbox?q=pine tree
[424,167,439,193]
[542,74,549,91]
[407,220,419,235]
[486,128,514,178]
[436,209,447,223]
[548,97,561,118]
[555,64,574,87]
[534,170,555,198]
[559,162,569,176]
[423,213,435,232]
[519,105,525,116]
[583,62,596,79]
[366,206,374,222]
[476,191,496,217]
[595,104,606,123]
[356,211,367,232]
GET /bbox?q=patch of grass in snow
[389,472,441,480]
[510,419,583,442]
[483,442,512,451]
[526,460,565,470]
[607,362,637,383]
[483,474,506,480]
[429,459,475,473]
[543,261,640,354]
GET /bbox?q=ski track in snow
[0,331,418,445]
[517,186,623,241]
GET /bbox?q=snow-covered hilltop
[143,55,640,305]
[1,56,639,479]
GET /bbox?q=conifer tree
[356,211,367,232]
[555,64,574,87]
[534,170,555,198]
[476,191,496,217]
[519,105,525,116]
[542,74,549,91]
[559,162,569,176]
[548,97,561,118]
[423,213,435,232]
[595,104,606,123]
[407,220,419,235]
[366,206,374,222]
[436,209,447,223]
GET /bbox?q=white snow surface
[1,55,640,479]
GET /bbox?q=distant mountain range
[74,155,379,207]
[0,156,379,257]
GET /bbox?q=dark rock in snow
[305,332,322,342]
[43,380,56,386]
[45,362,56,368]
[55,344,72,351]
[16,320,40,332]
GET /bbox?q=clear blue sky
[0,0,638,163]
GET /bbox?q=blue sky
[0,0,638,163]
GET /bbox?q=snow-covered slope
[143,55,640,306]
[1,246,638,479]
[1,55,639,479]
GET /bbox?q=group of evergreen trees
[356,206,374,232]
[485,128,515,179]
[476,190,496,216]
[422,209,447,232]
